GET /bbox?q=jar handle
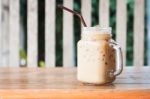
[110,40,123,77]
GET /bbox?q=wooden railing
[0,0,147,67]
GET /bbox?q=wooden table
[0,67,150,99]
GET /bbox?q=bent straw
[57,5,87,27]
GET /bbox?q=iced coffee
[77,27,123,85]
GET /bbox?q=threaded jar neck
[81,27,112,41]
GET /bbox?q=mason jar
[77,27,123,85]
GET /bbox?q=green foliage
[92,0,99,26]
[126,0,134,66]
[39,61,45,67]
[73,0,81,66]
[109,0,116,39]
[56,0,63,66]
[20,49,27,59]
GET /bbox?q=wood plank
[63,0,74,67]
[0,67,149,98]
[99,0,109,27]
[1,0,9,67]
[9,0,20,67]
[27,0,38,67]
[0,0,2,66]
[147,0,150,65]
[0,90,150,99]
[116,0,127,66]
[133,0,145,66]
[45,0,56,67]
[81,0,91,26]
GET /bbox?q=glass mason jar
[77,27,123,85]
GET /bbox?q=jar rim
[82,27,112,34]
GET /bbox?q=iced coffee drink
[77,27,123,85]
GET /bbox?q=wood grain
[27,0,38,67]
[133,0,145,66]
[45,0,56,67]
[0,67,149,98]
[0,0,2,66]
[116,0,127,66]
[1,0,9,67]
[63,0,75,67]
[99,0,109,27]
[9,0,20,67]
[81,0,91,26]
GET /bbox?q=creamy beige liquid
[77,33,116,84]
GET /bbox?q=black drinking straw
[57,5,87,27]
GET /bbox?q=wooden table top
[0,67,150,99]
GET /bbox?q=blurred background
[13,0,150,66]
[0,0,149,67]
